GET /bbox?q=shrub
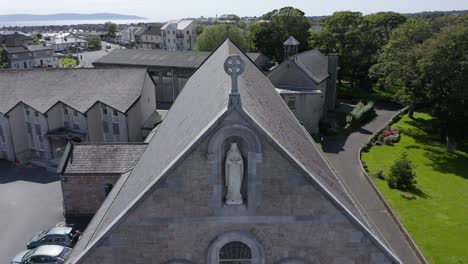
[375,168,385,180]
[361,160,369,172]
[387,153,417,190]
[345,101,376,131]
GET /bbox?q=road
[75,41,120,68]
[322,103,423,264]
[0,161,64,264]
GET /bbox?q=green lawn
[59,57,78,68]
[337,82,397,103]
[362,112,468,264]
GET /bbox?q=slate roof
[68,40,400,263]
[161,19,195,30]
[94,48,210,69]
[0,33,32,47]
[28,44,53,51]
[269,49,330,87]
[93,49,269,70]
[0,68,150,115]
[284,36,300,46]
[5,46,30,54]
[141,24,163,36]
[60,143,147,174]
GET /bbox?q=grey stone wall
[61,174,120,216]
[78,117,393,263]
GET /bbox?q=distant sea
[0,19,147,27]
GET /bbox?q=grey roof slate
[93,49,268,70]
[295,49,330,83]
[284,36,300,46]
[269,49,330,87]
[67,40,401,263]
[141,24,163,36]
[62,143,147,174]
[5,46,30,54]
[0,68,149,114]
[28,44,53,51]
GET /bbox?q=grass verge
[362,112,468,264]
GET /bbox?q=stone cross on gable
[224,54,245,95]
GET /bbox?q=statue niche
[224,142,244,205]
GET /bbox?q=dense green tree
[310,12,406,88]
[105,22,117,38]
[369,19,434,117]
[0,49,9,69]
[418,25,468,152]
[87,36,102,50]
[194,24,247,51]
[250,7,311,62]
[309,12,363,85]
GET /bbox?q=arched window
[208,231,263,264]
[219,241,252,263]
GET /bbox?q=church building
[65,40,399,264]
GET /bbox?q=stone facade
[77,111,394,264]
[61,173,120,217]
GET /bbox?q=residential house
[46,37,88,52]
[140,24,163,49]
[119,26,145,46]
[0,32,33,47]
[268,37,338,134]
[28,44,59,67]
[0,68,157,166]
[161,19,198,51]
[3,44,59,69]
[3,45,35,69]
[63,40,402,264]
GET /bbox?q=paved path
[322,103,423,264]
[0,161,64,264]
[75,41,119,68]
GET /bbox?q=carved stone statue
[225,142,244,205]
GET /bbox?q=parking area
[0,161,64,264]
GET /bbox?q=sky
[0,0,467,21]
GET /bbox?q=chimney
[327,53,339,111]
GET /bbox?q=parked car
[106,43,112,49]
[27,226,77,249]
[11,245,71,264]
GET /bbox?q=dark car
[27,227,76,249]
[11,245,71,264]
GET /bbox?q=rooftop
[161,19,195,30]
[60,143,148,175]
[93,49,269,70]
[0,68,150,115]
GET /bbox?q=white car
[11,245,71,264]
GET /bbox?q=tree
[194,24,247,51]
[87,36,102,50]
[250,7,311,62]
[309,12,363,85]
[310,12,406,88]
[369,19,434,117]
[387,153,417,190]
[0,49,9,69]
[105,22,117,38]
[417,25,468,152]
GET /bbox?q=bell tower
[283,36,300,60]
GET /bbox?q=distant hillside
[307,10,468,23]
[0,13,147,21]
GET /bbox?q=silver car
[27,227,75,249]
[11,245,71,264]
